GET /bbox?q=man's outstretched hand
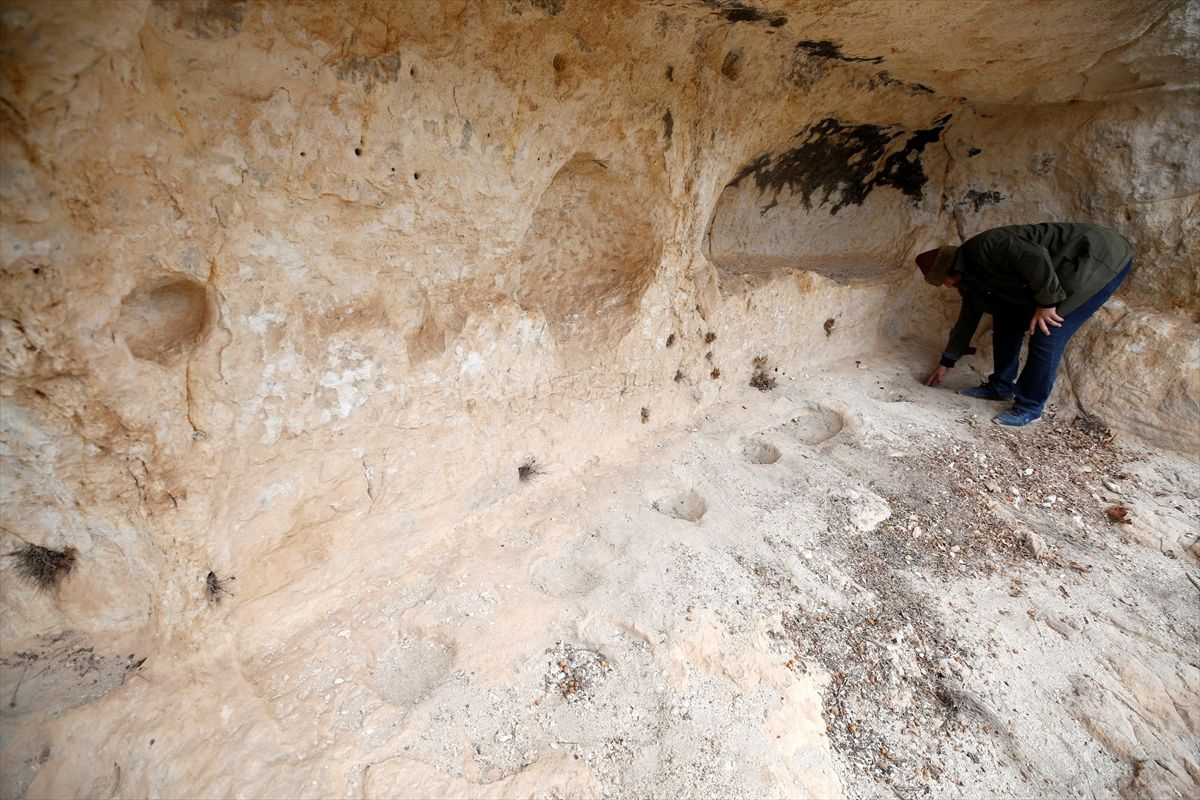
[1029,307,1064,336]
[925,364,948,387]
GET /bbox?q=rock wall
[1,1,1197,797]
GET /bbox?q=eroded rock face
[0,0,1197,797]
[514,153,664,364]
[1069,301,1200,448]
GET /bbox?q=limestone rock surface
[1,1,1197,798]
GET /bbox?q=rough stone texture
[1,1,1197,798]
[1069,299,1200,449]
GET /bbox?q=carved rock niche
[115,277,210,365]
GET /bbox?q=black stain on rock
[721,49,744,80]
[870,71,934,94]
[795,39,883,64]
[967,146,982,157]
[963,189,1005,212]
[662,110,674,142]
[702,0,787,26]
[730,114,952,215]
[872,117,950,205]
[174,0,246,39]
[1029,152,1059,176]
[336,52,404,91]
[507,0,565,16]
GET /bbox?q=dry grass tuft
[205,571,234,603]
[8,544,76,590]
[750,355,776,391]
[518,458,543,482]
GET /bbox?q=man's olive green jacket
[940,222,1134,367]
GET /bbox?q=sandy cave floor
[5,344,1199,800]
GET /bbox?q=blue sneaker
[959,384,1014,401]
[993,408,1042,427]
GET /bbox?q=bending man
[917,222,1133,427]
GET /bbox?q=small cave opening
[706,116,949,283]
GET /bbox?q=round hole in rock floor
[530,556,603,599]
[783,402,845,445]
[743,439,782,465]
[371,634,455,711]
[652,490,707,523]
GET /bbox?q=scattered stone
[1105,506,1132,524]
[1021,531,1046,558]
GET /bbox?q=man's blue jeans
[988,261,1132,416]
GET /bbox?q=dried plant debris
[205,571,234,603]
[518,458,543,482]
[544,645,611,701]
[8,544,76,590]
[711,368,721,379]
[1073,412,1115,440]
[750,373,776,391]
[640,407,650,423]
[777,597,987,790]
[748,411,1141,793]
[674,369,685,383]
[704,331,717,343]
[750,355,776,391]
[824,317,836,336]
[2,632,145,717]
[665,333,676,347]
[850,413,1139,582]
